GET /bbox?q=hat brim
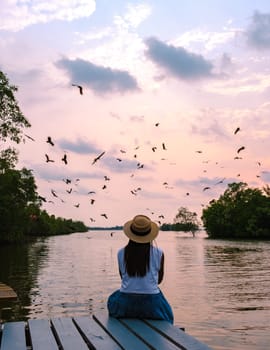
[123,219,159,243]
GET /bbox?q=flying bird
[63,178,71,184]
[104,175,110,181]
[46,136,54,146]
[38,195,47,202]
[152,147,157,152]
[45,154,54,163]
[155,123,160,127]
[61,154,68,165]
[72,84,83,95]
[101,213,108,219]
[234,127,241,135]
[162,143,167,150]
[74,203,80,208]
[215,178,226,185]
[237,146,245,153]
[203,186,211,191]
[66,188,72,194]
[92,151,105,165]
[51,189,58,197]
[90,199,95,205]
[24,134,35,141]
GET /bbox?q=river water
[0,231,269,350]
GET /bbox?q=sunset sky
[1,0,270,227]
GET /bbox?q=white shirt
[118,245,163,294]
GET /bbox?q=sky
[1,0,270,227]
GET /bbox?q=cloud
[0,0,96,32]
[33,164,102,182]
[144,37,214,80]
[191,118,228,141]
[58,138,101,155]
[246,11,270,49]
[56,57,140,94]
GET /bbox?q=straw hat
[123,215,159,243]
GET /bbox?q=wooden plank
[0,283,17,300]
[144,319,213,350]
[93,313,151,350]
[120,318,182,350]
[0,321,27,350]
[51,317,88,350]
[74,316,122,350]
[28,319,58,350]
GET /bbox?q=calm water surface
[0,231,270,350]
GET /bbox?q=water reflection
[0,239,49,321]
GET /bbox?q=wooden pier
[0,283,17,300]
[0,312,213,350]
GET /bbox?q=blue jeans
[107,289,174,324]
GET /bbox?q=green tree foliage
[161,206,200,236]
[0,70,31,169]
[0,167,41,241]
[201,182,270,239]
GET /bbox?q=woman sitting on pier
[107,214,174,324]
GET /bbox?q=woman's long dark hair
[124,240,150,277]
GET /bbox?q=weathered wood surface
[0,313,214,350]
[0,283,17,300]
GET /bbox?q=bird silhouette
[92,151,105,165]
[215,178,226,185]
[101,213,108,219]
[155,123,160,127]
[102,185,107,190]
[237,146,245,153]
[46,136,54,146]
[38,195,47,202]
[162,143,167,150]
[66,188,72,194]
[116,158,122,162]
[234,127,241,135]
[25,134,35,141]
[45,154,54,163]
[90,217,95,222]
[203,186,211,191]
[63,178,71,184]
[72,84,83,95]
[62,154,67,165]
[51,189,58,197]
[152,147,157,152]
[74,203,80,208]
[88,191,96,194]
[90,199,95,205]
[104,175,110,181]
